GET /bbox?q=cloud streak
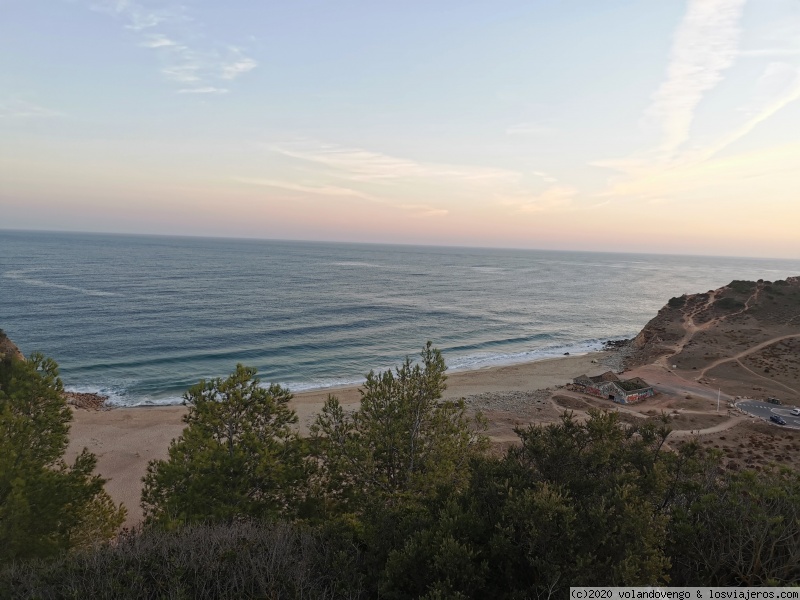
[222,56,258,80]
[497,186,578,214]
[0,99,62,119]
[232,177,382,203]
[84,0,258,93]
[696,62,800,161]
[140,34,179,49]
[178,86,229,94]
[647,0,747,156]
[589,0,800,205]
[271,142,519,184]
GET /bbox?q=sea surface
[2,230,799,406]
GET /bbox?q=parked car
[791,408,800,416]
[767,397,782,405]
[770,415,786,425]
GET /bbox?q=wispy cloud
[162,64,201,83]
[140,34,178,49]
[594,58,800,192]
[533,170,558,184]
[740,48,800,58]
[178,86,229,95]
[0,99,62,119]
[232,177,381,203]
[221,54,258,80]
[234,175,452,219]
[497,186,577,214]
[240,140,584,219]
[271,141,519,184]
[589,0,800,204]
[84,0,257,93]
[646,0,747,156]
[697,62,800,160]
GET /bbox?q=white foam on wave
[64,384,130,406]
[279,376,366,393]
[330,261,384,269]
[4,270,118,297]
[122,395,186,407]
[65,382,185,407]
[445,340,607,373]
[72,340,619,405]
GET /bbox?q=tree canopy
[0,353,125,563]
[310,342,488,517]
[141,364,306,528]
[377,410,714,598]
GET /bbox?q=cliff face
[629,276,800,367]
[626,276,800,401]
[0,330,24,362]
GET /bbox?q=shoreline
[68,340,629,408]
[66,349,620,527]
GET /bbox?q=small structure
[573,371,654,404]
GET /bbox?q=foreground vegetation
[0,351,124,564]
[2,343,799,598]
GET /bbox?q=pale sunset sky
[2,0,799,258]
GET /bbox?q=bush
[715,297,745,310]
[668,296,686,308]
[728,280,756,294]
[0,520,365,600]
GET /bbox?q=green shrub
[1,521,365,600]
[728,280,756,294]
[715,297,745,310]
[668,296,686,308]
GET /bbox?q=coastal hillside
[627,276,800,402]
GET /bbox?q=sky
[1,0,800,258]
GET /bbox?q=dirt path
[654,291,717,369]
[645,281,797,389]
[734,358,800,396]
[655,285,763,372]
[666,415,742,439]
[697,333,800,380]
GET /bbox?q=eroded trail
[654,284,768,377]
[666,416,741,439]
[697,333,800,380]
[733,358,800,396]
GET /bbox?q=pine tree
[141,364,305,528]
[0,353,125,563]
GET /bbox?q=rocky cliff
[626,276,800,401]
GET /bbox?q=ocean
[2,230,799,406]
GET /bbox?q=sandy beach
[65,351,616,527]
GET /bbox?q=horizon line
[1,226,799,264]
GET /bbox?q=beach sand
[66,351,614,527]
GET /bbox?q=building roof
[573,372,651,392]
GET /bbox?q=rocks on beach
[64,391,109,411]
[460,389,553,413]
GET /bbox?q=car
[770,415,786,425]
[767,397,782,405]
[791,408,800,417]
